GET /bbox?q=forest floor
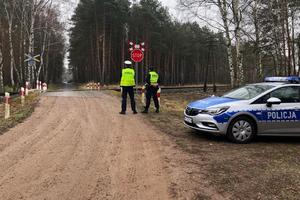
[134,89,300,200]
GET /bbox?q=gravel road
[0,91,173,200]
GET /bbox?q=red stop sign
[131,49,144,63]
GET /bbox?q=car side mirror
[266,97,281,107]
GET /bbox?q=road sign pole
[135,62,138,93]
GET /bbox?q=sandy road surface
[0,91,172,200]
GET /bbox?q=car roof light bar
[264,76,300,83]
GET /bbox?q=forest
[0,0,299,91]
[0,0,66,93]
[69,0,300,87]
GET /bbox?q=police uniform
[120,66,137,114]
[142,70,160,113]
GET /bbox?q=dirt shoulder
[139,90,300,200]
[0,92,39,135]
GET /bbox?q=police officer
[142,67,160,113]
[120,60,137,115]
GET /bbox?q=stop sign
[131,49,144,63]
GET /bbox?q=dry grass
[0,92,39,134]
[135,89,300,199]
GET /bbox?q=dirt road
[0,91,174,200]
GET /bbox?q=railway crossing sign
[24,54,40,66]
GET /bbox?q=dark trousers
[145,86,159,111]
[121,86,136,112]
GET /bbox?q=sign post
[129,42,145,93]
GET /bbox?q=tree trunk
[102,9,106,83]
[45,34,51,82]
[291,12,296,75]
[28,0,36,84]
[108,25,112,83]
[232,0,244,86]
[253,0,262,79]
[218,0,235,88]
[283,0,292,75]
[0,41,3,93]
[8,20,15,86]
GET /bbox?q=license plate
[185,117,193,123]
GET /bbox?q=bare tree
[0,20,4,93]
[2,0,18,86]
[179,0,247,86]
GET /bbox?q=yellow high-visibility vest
[120,68,135,86]
[149,71,159,85]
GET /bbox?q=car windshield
[222,84,275,100]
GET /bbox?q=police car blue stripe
[213,109,300,124]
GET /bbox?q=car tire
[227,116,256,144]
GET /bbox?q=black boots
[141,109,159,114]
[120,111,138,114]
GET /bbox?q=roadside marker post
[42,83,47,92]
[20,87,25,106]
[25,82,29,96]
[39,81,42,90]
[141,85,146,106]
[157,88,161,104]
[4,92,10,119]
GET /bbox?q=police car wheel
[227,117,256,143]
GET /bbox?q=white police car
[184,76,300,143]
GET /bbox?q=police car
[184,76,300,143]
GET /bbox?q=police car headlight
[200,106,230,116]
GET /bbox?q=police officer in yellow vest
[142,67,160,113]
[120,60,137,115]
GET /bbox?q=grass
[127,88,300,199]
[0,92,40,134]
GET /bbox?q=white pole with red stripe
[4,92,10,119]
[42,83,47,92]
[20,87,25,106]
[141,85,146,106]
[157,88,161,105]
[25,82,29,96]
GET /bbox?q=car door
[255,86,300,134]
